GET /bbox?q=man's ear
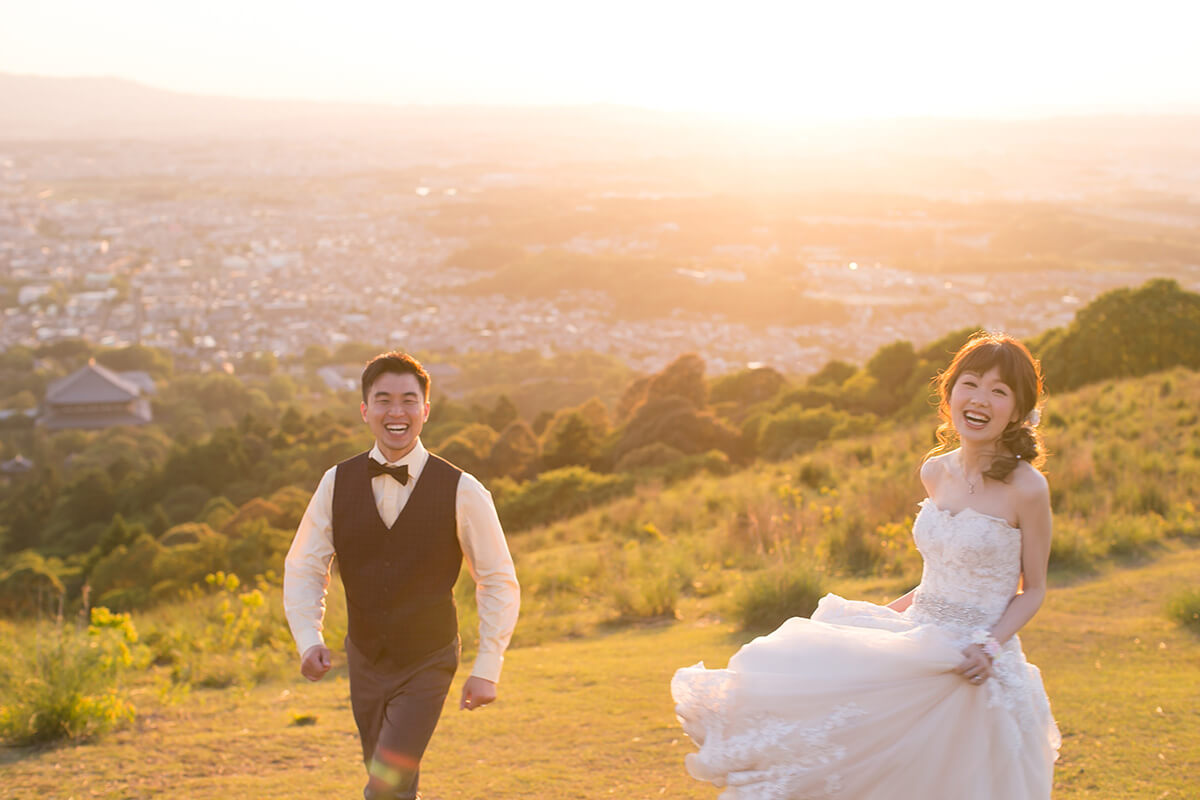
[361,401,369,422]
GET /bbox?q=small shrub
[824,521,884,576]
[797,459,834,489]
[0,608,139,745]
[1164,503,1200,540]
[610,542,683,620]
[161,572,291,689]
[1048,521,1096,572]
[614,442,686,472]
[494,467,635,532]
[732,564,824,631]
[613,571,678,620]
[1095,515,1162,560]
[1167,589,1200,633]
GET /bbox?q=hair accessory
[1025,407,1041,428]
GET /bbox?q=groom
[284,351,520,799]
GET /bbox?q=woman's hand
[955,643,993,686]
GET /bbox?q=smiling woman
[671,330,1059,798]
[2,0,1197,118]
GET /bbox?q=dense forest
[1,277,1198,616]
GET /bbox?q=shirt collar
[369,439,429,479]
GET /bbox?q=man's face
[360,371,429,461]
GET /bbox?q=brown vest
[332,451,463,665]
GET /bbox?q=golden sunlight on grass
[3,547,1197,799]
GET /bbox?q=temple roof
[39,399,153,430]
[45,361,143,405]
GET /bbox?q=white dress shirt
[283,439,520,683]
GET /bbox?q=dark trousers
[345,636,460,800]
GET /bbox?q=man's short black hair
[361,351,430,402]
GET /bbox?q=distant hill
[5,73,1200,183]
[0,73,709,160]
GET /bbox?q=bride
[672,332,1060,799]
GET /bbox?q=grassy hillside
[2,546,1197,799]
[2,367,1198,797]
[504,366,1200,645]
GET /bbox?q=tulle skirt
[671,595,1059,799]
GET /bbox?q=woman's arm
[887,587,917,612]
[990,468,1053,644]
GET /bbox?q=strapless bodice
[907,499,1022,637]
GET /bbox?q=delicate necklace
[959,452,978,494]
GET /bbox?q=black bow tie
[368,459,409,485]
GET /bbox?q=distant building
[0,454,33,474]
[38,360,154,430]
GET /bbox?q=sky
[3,0,1199,120]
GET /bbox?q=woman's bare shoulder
[920,450,953,489]
[1010,461,1050,511]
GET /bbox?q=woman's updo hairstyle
[932,331,1046,481]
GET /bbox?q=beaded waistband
[910,590,994,629]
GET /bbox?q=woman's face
[948,366,1021,445]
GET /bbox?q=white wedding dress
[672,500,1060,799]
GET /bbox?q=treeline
[1,278,1198,616]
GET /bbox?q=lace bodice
[908,499,1022,637]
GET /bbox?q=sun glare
[0,0,1198,118]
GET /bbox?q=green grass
[2,545,1197,799]
[1168,588,1200,633]
[4,367,1199,796]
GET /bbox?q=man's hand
[300,644,333,682]
[460,675,497,711]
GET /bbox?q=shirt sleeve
[456,473,521,683]
[283,467,338,657]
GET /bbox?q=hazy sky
[3,0,1198,119]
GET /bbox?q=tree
[646,353,707,408]
[266,373,297,404]
[35,338,92,362]
[240,351,278,376]
[613,395,743,464]
[542,413,600,470]
[487,395,519,432]
[710,367,787,410]
[0,551,65,616]
[96,344,173,378]
[532,409,554,435]
[866,341,918,389]
[57,468,117,532]
[808,359,857,387]
[280,405,306,437]
[2,390,37,410]
[488,421,541,480]
[332,341,380,365]
[437,436,490,477]
[616,353,707,422]
[1035,279,1200,391]
[301,344,332,368]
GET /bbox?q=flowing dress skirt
[671,596,1059,799]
